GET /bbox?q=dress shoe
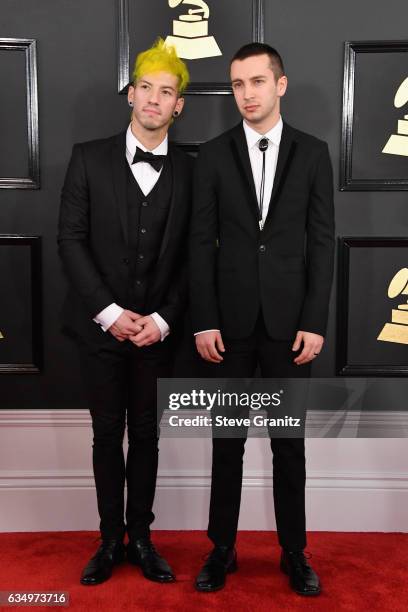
[127,538,175,583]
[195,545,237,592]
[80,539,125,585]
[280,550,321,596]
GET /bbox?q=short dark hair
[231,43,285,81]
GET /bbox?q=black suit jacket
[189,121,335,340]
[58,131,193,344]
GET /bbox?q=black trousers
[78,336,171,541]
[205,313,311,551]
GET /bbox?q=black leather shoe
[127,538,175,583]
[195,546,237,592]
[280,550,321,596]
[80,539,125,586]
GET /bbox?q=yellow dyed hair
[132,37,190,95]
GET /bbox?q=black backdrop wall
[1,0,407,408]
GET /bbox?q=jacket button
[142,201,148,207]
[259,244,266,253]
[141,228,147,234]
[123,257,130,264]
[136,280,142,286]
[138,254,144,260]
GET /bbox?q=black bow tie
[132,147,166,172]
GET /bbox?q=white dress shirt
[93,124,170,341]
[195,116,283,336]
[243,115,283,225]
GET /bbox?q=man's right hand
[108,310,143,342]
[195,331,225,363]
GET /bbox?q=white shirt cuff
[93,303,124,332]
[194,329,220,336]
[150,312,170,342]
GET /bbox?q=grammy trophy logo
[165,0,222,60]
[0,331,4,340]
[377,268,408,344]
[382,77,408,157]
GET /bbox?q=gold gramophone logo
[377,268,408,344]
[382,77,408,157]
[165,0,222,60]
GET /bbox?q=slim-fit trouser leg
[258,325,310,551]
[207,336,257,546]
[79,345,128,540]
[125,350,171,540]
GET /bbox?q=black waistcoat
[126,159,172,311]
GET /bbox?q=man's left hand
[292,331,324,365]
[129,315,161,347]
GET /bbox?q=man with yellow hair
[58,39,192,586]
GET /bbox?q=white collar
[126,124,168,157]
[243,116,283,149]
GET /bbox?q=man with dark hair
[231,42,285,80]
[58,39,192,586]
[190,42,334,595]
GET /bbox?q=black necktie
[132,147,166,172]
[258,138,269,231]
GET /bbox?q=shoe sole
[280,563,321,596]
[195,559,238,593]
[80,578,109,586]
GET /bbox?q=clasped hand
[108,310,161,347]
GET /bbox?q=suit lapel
[263,122,297,231]
[230,123,259,224]
[157,143,180,261]
[110,132,129,245]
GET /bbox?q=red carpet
[0,531,407,611]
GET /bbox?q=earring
[173,110,179,117]
[128,101,133,107]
